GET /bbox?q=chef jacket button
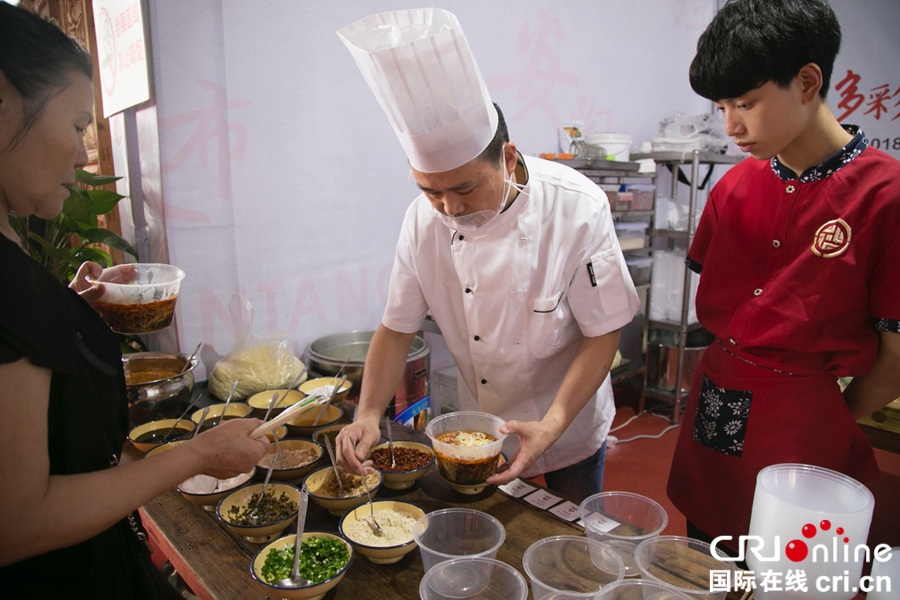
[458,234,465,241]
[772,240,781,248]
[754,288,763,296]
[465,287,472,293]
[474,335,480,341]
[481,379,487,385]
[729,338,737,345]
[786,184,796,194]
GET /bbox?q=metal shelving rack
[629,150,743,422]
[558,158,659,405]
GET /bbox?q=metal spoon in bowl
[322,436,346,499]
[275,484,312,589]
[161,392,202,440]
[177,341,202,376]
[273,435,285,469]
[191,408,208,439]
[385,417,396,469]
[311,376,347,427]
[361,467,383,536]
[263,367,309,423]
[247,452,278,525]
[216,379,239,426]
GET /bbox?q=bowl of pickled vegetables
[88,263,185,334]
[425,411,507,495]
[250,531,354,600]
[216,482,301,543]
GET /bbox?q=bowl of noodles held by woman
[87,263,185,334]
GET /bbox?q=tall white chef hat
[337,8,499,173]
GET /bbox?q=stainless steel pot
[647,328,714,394]
[123,352,199,427]
[305,330,430,416]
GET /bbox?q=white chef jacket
[382,155,640,476]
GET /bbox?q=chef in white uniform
[334,8,639,499]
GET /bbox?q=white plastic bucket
[585,133,632,161]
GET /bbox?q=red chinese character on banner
[114,15,123,37]
[864,84,892,120]
[135,39,144,62]
[835,70,864,122]
[486,8,579,129]
[891,86,900,121]
[117,51,125,71]
[132,1,141,24]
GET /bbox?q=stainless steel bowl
[123,352,199,427]
[304,330,429,406]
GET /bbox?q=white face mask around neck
[434,145,526,233]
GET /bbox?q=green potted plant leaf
[8,168,136,282]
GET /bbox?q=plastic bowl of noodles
[88,263,185,334]
[425,411,507,495]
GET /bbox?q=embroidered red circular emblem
[811,218,851,258]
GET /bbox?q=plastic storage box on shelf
[614,222,647,250]
[625,257,653,287]
[432,366,459,416]
[622,184,655,210]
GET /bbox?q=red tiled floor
[606,389,900,548]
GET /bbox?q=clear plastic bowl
[579,491,668,577]
[595,578,693,600]
[88,263,185,333]
[412,508,506,574]
[419,557,527,600]
[634,536,735,600]
[425,411,507,487]
[523,535,624,599]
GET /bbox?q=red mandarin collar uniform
[668,129,900,545]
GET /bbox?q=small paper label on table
[548,500,581,522]
[582,511,621,533]
[524,489,563,510]
[498,479,536,498]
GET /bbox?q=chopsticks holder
[249,395,327,439]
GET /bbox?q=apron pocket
[692,373,752,458]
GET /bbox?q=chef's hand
[187,418,270,479]
[485,419,559,486]
[335,416,378,475]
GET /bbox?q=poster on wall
[91,0,150,118]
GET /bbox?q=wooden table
[130,421,589,599]
[130,420,746,600]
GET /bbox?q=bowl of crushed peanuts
[303,465,382,516]
[250,530,354,600]
[366,441,434,490]
[216,482,300,543]
[339,500,426,564]
[255,439,324,483]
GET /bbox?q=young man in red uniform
[667,0,900,546]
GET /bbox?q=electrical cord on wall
[607,411,679,447]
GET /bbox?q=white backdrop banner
[136,0,899,377]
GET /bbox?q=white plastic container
[614,222,647,251]
[747,464,875,600]
[585,133,633,161]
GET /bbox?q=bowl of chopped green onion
[250,530,354,600]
